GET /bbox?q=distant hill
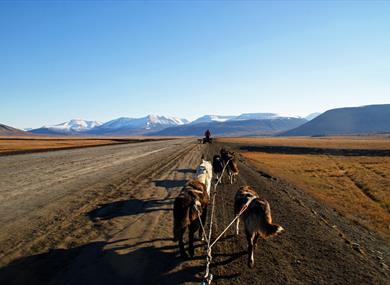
[150,118,307,137]
[281,104,390,136]
[0,123,28,136]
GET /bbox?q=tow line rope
[209,195,256,250]
[194,158,230,285]
[193,156,256,285]
[194,160,230,246]
[193,157,253,285]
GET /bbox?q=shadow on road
[153,179,187,189]
[175,168,196,174]
[0,239,205,285]
[0,236,245,285]
[0,234,245,285]
[87,198,172,221]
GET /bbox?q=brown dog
[173,180,209,258]
[234,186,284,267]
[220,148,239,184]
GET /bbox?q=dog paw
[248,259,254,268]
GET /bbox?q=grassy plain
[0,137,166,155]
[221,136,390,149]
[220,136,390,237]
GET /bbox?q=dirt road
[0,140,388,284]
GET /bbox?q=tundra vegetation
[221,136,390,238]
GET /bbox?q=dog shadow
[87,198,172,221]
[153,179,187,189]
[0,239,205,285]
[0,236,246,285]
[175,168,196,174]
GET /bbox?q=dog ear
[201,154,205,161]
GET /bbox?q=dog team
[173,147,284,268]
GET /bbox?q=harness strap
[194,203,210,244]
[209,195,256,249]
[202,158,232,285]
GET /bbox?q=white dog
[195,157,213,195]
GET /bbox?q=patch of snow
[98,114,189,130]
[232,113,302,121]
[42,119,103,132]
[191,115,236,124]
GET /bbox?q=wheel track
[97,143,199,238]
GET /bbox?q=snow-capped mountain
[31,119,103,135]
[89,115,189,135]
[100,115,187,129]
[232,113,301,121]
[28,112,306,136]
[152,117,308,137]
[46,119,102,132]
[190,115,236,124]
[190,113,302,124]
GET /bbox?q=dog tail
[263,224,284,237]
[254,198,284,238]
[230,160,239,175]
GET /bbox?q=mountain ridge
[21,104,390,137]
[150,117,308,137]
[28,113,306,136]
[281,104,390,136]
[0,124,28,136]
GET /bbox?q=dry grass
[222,137,390,237]
[220,136,390,149]
[0,137,166,154]
[243,152,390,237]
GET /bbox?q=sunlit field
[220,136,390,149]
[221,137,390,238]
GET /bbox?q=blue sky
[1,1,389,129]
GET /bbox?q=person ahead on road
[205,129,211,139]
